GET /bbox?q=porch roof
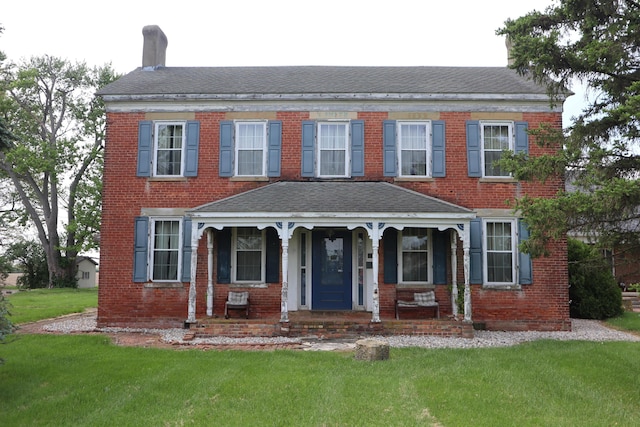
[189,181,473,217]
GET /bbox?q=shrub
[568,239,623,319]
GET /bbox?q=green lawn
[5,288,98,324]
[606,311,640,333]
[0,335,639,426]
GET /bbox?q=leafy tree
[568,238,622,319]
[0,55,118,287]
[497,1,640,265]
[3,240,51,289]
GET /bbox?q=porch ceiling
[188,181,473,219]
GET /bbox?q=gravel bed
[40,315,640,349]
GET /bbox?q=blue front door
[312,230,352,310]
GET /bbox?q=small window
[81,271,90,280]
[154,122,185,176]
[317,122,349,177]
[481,122,513,177]
[234,227,265,282]
[151,219,182,281]
[483,219,516,285]
[398,122,431,177]
[235,122,267,176]
[399,228,431,283]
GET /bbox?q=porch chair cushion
[414,291,436,305]
[225,291,249,319]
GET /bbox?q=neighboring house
[75,257,98,288]
[96,26,570,332]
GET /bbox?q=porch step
[622,292,640,312]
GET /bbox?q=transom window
[398,122,430,177]
[317,122,349,177]
[484,219,516,284]
[481,122,513,177]
[154,122,185,176]
[151,219,181,281]
[400,228,430,283]
[234,228,265,282]
[235,122,267,176]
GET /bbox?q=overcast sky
[3,0,584,122]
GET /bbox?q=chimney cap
[142,25,168,69]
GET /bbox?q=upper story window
[481,122,513,178]
[466,120,528,179]
[235,122,267,176]
[398,122,431,177]
[219,120,282,178]
[154,122,185,176]
[137,120,200,178]
[383,120,445,178]
[318,122,349,177]
[301,120,365,178]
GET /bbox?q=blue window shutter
[133,217,149,282]
[137,121,152,177]
[301,121,316,177]
[184,121,200,177]
[518,219,533,285]
[351,120,365,176]
[383,228,398,284]
[515,122,529,154]
[432,120,446,177]
[181,217,192,282]
[219,121,234,177]
[383,120,397,177]
[267,121,282,177]
[469,218,483,284]
[433,230,448,284]
[265,228,280,283]
[217,228,231,284]
[466,121,482,177]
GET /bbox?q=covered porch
[185,182,476,335]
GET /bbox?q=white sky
[2,0,585,122]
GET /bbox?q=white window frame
[480,121,514,178]
[317,121,350,178]
[232,227,266,284]
[234,121,268,177]
[153,121,186,177]
[397,121,432,177]
[398,228,432,285]
[483,218,517,286]
[149,217,183,282]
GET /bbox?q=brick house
[96,26,570,335]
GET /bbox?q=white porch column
[206,229,214,317]
[279,223,291,323]
[371,238,381,322]
[187,223,199,323]
[463,242,472,322]
[450,232,458,318]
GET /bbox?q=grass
[606,311,640,333]
[5,288,98,324]
[0,336,639,426]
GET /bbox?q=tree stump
[354,338,390,361]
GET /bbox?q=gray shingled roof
[189,182,472,214]
[98,66,547,96]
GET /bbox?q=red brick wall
[98,110,569,330]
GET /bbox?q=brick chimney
[142,25,168,69]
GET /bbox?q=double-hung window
[235,122,267,176]
[154,122,185,176]
[317,122,349,177]
[481,122,513,177]
[400,228,430,284]
[234,227,264,282]
[483,219,516,285]
[398,122,431,177]
[151,218,182,281]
